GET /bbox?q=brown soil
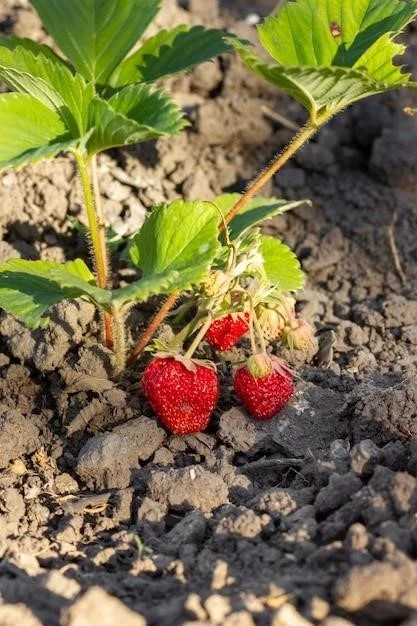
[2,1,417,625]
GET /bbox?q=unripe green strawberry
[233,355,293,420]
[205,313,249,351]
[256,296,296,341]
[283,318,314,350]
[142,356,219,435]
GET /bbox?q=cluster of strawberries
[142,305,313,435]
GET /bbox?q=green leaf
[0,36,94,134]
[260,236,304,292]
[123,200,221,304]
[0,258,110,328]
[110,25,232,87]
[214,193,309,239]
[231,0,417,122]
[112,271,184,308]
[30,0,161,84]
[0,93,80,170]
[108,84,186,135]
[86,85,186,155]
[259,0,417,69]
[230,40,388,122]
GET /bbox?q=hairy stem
[112,304,126,375]
[75,152,113,349]
[127,293,180,366]
[127,118,324,364]
[224,121,320,226]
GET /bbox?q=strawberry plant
[133,0,417,431]
[0,0,235,368]
[0,0,416,434]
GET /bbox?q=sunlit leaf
[231,0,417,122]
[260,236,305,292]
[0,93,81,170]
[110,25,232,86]
[0,258,110,328]
[30,0,161,84]
[121,200,221,305]
[86,85,185,155]
[214,193,308,239]
[0,36,93,134]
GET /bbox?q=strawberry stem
[253,307,268,355]
[184,316,213,360]
[248,309,257,354]
[127,292,179,366]
[74,152,113,350]
[223,118,326,227]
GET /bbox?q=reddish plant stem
[127,293,179,366]
[224,122,318,226]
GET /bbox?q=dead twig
[387,210,406,286]
[261,104,299,132]
[61,492,112,515]
[238,457,304,474]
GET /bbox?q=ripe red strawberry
[233,354,294,420]
[205,313,249,351]
[142,356,219,435]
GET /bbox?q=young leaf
[0,93,80,170]
[30,0,161,84]
[0,37,94,134]
[214,193,309,239]
[128,200,221,293]
[260,236,305,292]
[231,0,417,123]
[86,85,186,155]
[0,258,110,328]
[110,25,232,87]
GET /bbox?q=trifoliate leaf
[231,0,417,123]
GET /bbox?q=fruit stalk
[74,152,113,349]
[184,317,213,359]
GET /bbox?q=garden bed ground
[2,1,417,625]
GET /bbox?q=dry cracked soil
[2,1,417,625]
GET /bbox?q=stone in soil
[76,416,165,489]
[0,405,39,469]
